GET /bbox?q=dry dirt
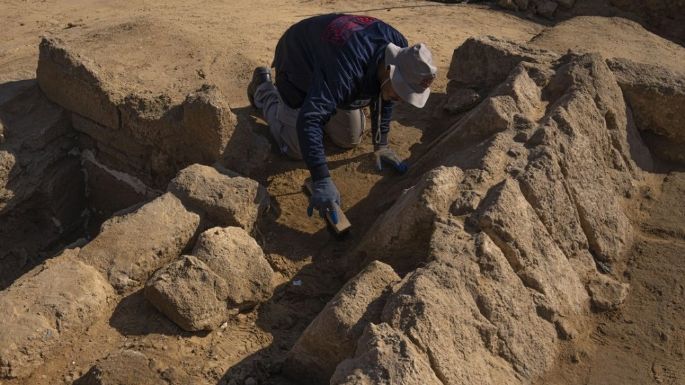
[1,1,684,384]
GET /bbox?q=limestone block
[78,192,200,292]
[37,37,121,129]
[478,179,588,317]
[192,226,273,309]
[145,256,229,331]
[284,261,400,384]
[587,275,629,311]
[447,36,558,91]
[168,164,269,233]
[0,250,115,379]
[356,166,462,272]
[330,323,443,385]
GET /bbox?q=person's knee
[326,108,365,149]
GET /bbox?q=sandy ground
[1,1,684,384]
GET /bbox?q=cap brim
[388,64,431,108]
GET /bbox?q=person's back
[273,14,408,109]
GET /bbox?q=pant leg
[254,82,302,159]
[324,108,366,149]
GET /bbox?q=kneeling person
[247,13,437,222]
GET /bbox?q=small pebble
[244,377,257,385]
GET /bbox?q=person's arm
[297,73,341,182]
[297,71,351,223]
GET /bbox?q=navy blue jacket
[272,14,408,181]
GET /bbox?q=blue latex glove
[307,177,341,224]
[374,145,408,174]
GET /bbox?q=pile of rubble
[0,163,272,379]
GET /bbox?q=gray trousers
[254,82,365,159]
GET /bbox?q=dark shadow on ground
[0,79,88,290]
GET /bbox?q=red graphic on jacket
[323,15,378,45]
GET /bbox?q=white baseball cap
[385,42,437,108]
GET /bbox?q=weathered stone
[78,349,166,385]
[378,225,561,384]
[168,164,269,233]
[330,323,443,385]
[145,255,229,331]
[192,226,273,309]
[78,192,200,292]
[447,36,558,91]
[518,154,589,260]
[284,261,400,384]
[37,37,249,189]
[444,87,482,113]
[607,58,685,165]
[37,37,122,129]
[478,179,588,317]
[587,275,629,311]
[544,54,636,262]
[356,166,462,273]
[181,85,236,163]
[0,250,115,379]
[322,37,649,385]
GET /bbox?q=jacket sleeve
[370,98,394,147]
[297,70,350,181]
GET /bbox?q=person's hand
[307,177,341,224]
[374,145,408,174]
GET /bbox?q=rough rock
[37,37,242,189]
[77,350,166,385]
[541,54,636,263]
[145,255,229,331]
[168,164,269,233]
[37,37,122,129]
[78,192,200,292]
[607,58,685,164]
[379,235,559,384]
[0,249,115,379]
[355,166,462,273]
[478,179,588,318]
[343,38,647,385]
[587,275,630,311]
[443,86,482,114]
[284,261,400,384]
[192,226,273,309]
[330,323,443,385]
[447,36,558,91]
